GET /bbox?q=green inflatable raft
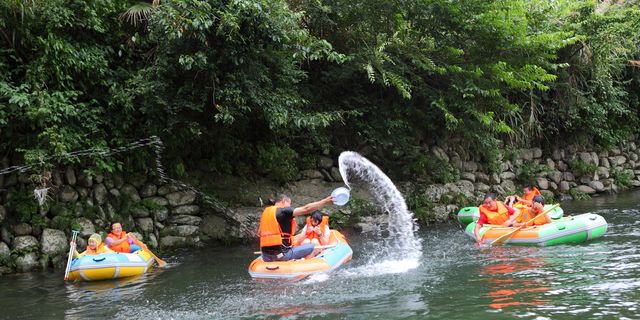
[457,204,564,225]
[463,213,608,246]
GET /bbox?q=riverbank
[2,139,640,275]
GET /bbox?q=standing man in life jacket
[474,193,519,243]
[105,222,141,253]
[259,194,334,262]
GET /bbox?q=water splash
[338,151,422,267]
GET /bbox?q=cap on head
[88,233,102,245]
[532,194,545,205]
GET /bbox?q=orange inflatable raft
[248,230,353,281]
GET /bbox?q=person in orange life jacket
[259,194,334,262]
[505,185,541,208]
[105,222,141,253]
[297,211,330,246]
[71,233,114,258]
[513,195,552,227]
[474,193,520,243]
[296,211,331,258]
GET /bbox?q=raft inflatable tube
[457,204,564,225]
[248,230,353,281]
[464,213,607,246]
[67,250,154,281]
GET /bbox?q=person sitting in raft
[505,185,542,208]
[297,211,330,246]
[105,222,141,253]
[474,193,519,243]
[513,195,552,227]
[259,194,334,262]
[72,233,114,258]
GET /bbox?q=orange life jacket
[517,207,548,225]
[523,187,541,202]
[479,201,510,225]
[259,206,297,248]
[83,243,110,255]
[304,216,329,244]
[513,187,541,209]
[107,231,131,253]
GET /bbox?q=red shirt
[477,205,515,226]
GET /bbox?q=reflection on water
[479,248,550,310]
[1,191,640,319]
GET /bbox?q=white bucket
[331,187,350,206]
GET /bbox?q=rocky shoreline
[2,140,640,274]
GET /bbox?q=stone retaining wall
[0,168,222,274]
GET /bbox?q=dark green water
[2,191,640,319]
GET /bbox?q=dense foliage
[1,0,639,183]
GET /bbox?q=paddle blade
[154,257,167,268]
[491,228,520,246]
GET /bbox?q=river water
[2,191,640,319]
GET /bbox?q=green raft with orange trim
[457,204,565,225]
[464,213,608,246]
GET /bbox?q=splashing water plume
[338,151,422,272]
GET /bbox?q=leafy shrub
[256,143,299,184]
[610,167,633,187]
[408,154,458,184]
[516,161,551,185]
[570,159,597,176]
[569,188,591,200]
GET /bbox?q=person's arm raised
[293,196,334,217]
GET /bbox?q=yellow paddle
[491,204,560,246]
[132,236,167,268]
[253,244,336,255]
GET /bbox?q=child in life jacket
[72,233,114,258]
[297,211,330,247]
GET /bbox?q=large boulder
[200,215,228,240]
[166,191,197,206]
[535,177,549,190]
[140,184,157,198]
[13,223,33,236]
[93,183,108,205]
[59,186,79,202]
[145,196,169,207]
[589,181,605,192]
[40,229,68,256]
[575,185,597,194]
[15,252,39,272]
[121,184,141,202]
[423,184,448,202]
[167,215,202,226]
[172,205,200,215]
[130,207,150,218]
[77,218,95,237]
[65,167,77,185]
[135,218,154,232]
[160,236,188,248]
[162,225,199,237]
[153,207,169,222]
[0,242,10,265]
[12,235,38,252]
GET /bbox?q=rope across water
[0,136,251,237]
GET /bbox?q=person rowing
[474,193,520,244]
